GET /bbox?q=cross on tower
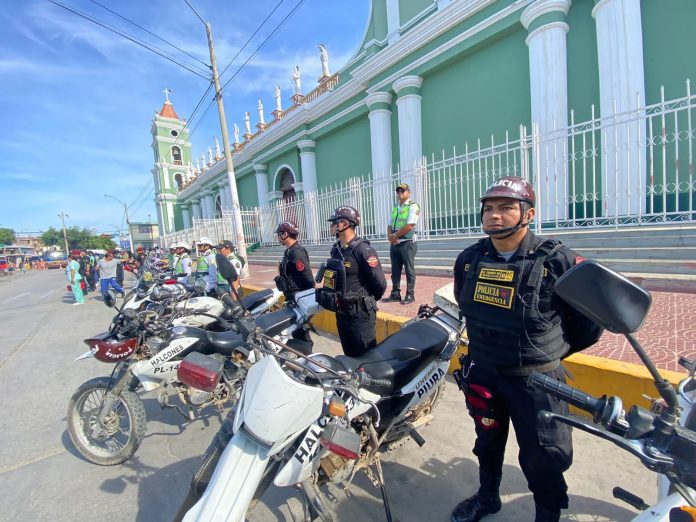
[163,87,171,102]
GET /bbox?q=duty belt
[478,359,560,377]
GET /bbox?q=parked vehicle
[44,250,67,269]
[175,284,466,522]
[530,260,696,521]
[0,256,8,274]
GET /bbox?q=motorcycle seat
[206,329,245,356]
[335,319,449,394]
[256,307,296,337]
[241,289,274,311]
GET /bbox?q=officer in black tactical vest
[274,220,315,346]
[450,176,602,522]
[316,206,387,357]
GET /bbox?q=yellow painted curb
[243,284,686,411]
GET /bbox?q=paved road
[0,270,660,521]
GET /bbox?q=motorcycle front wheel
[67,376,147,466]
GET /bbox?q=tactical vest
[316,239,367,312]
[276,245,307,293]
[390,201,419,239]
[457,238,567,367]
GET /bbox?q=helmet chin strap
[482,202,531,240]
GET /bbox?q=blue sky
[0,0,369,239]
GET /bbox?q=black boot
[382,290,401,302]
[401,293,415,304]
[451,471,502,522]
[535,504,561,522]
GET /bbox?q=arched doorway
[215,195,222,218]
[275,167,297,224]
[279,168,296,201]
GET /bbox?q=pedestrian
[135,246,147,268]
[274,221,315,347]
[97,250,125,299]
[195,237,217,295]
[173,242,193,283]
[383,183,420,305]
[167,244,178,269]
[65,253,84,305]
[214,240,242,295]
[78,251,92,295]
[450,177,603,522]
[316,206,387,357]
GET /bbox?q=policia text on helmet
[480,177,536,242]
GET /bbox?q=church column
[206,191,216,219]
[182,205,191,229]
[253,164,271,243]
[394,75,424,201]
[521,0,571,223]
[298,140,319,243]
[593,0,646,216]
[191,198,201,221]
[367,91,394,236]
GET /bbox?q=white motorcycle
[530,260,696,521]
[176,285,466,521]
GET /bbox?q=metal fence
[163,82,696,248]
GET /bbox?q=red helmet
[276,220,299,237]
[480,177,535,207]
[327,206,361,227]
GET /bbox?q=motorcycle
[176,283,466,521]
[529,260,696,521]
[67,275,317,466]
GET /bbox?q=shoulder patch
[295,260,305,272]
[575,256,586,265]
[367,256,379,268]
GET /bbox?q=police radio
[315,258,346,312]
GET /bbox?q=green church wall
[315,117,372,189]
[267,148,301,191]
[399,0,432,30]
[236,173,259,207]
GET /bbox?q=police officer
[317,206,387,357]
[274,221,314,300]
[174,242,193,283]
[214,240,242,295]
[195,237,218,295]
[451,177,602,522]
[167,244,178,270]
[383,183,420,304]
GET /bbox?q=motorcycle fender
[74,350,94,361]
[183,430,271,522]
[632,491,693,521]
[273,418,329,487]
[130,360,162,392]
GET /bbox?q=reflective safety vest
[174,254,189,275]
[390,201,419,239]
[196,252,213,273]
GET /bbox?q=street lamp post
[104,195,134,253]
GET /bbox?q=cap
[215,240,235,250]
[396,183,410,192]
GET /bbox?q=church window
[172,146,183,165]
[175,173,183,189]
[170,129,179,137]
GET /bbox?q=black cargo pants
[336,308,377,358]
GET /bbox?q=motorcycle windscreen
[236,356,324,449]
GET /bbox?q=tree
[0,228,15,246]
[39,227,62,247]
[39,226,116,251]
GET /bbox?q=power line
[46,0,211,79]
[87,0,210,69]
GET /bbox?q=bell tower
[151,88,191,235]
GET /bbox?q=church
[152,0,696,249]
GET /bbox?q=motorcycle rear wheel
[67,376,146,466]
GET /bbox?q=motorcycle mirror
[390,347,421,361]
[554,259,651,334]
[104,289,118,308]
[215,252,239,282]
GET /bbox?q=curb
[242,284,685,411]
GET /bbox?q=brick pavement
[245,263,696,373]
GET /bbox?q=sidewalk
[245,263,696,373]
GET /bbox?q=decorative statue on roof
[195,157,201,173]
[257,99,266,127]
[291,65,302,96]
[319,43,330,78]
[214,137,222,159]
[274,84,282,113]
[207,146,213,165]
[233,123,240,144]
[243,112,252,136]
[200,152,207,171]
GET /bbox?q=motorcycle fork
[97,363,137,425]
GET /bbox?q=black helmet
[480,176,535,207]
[327,206,361,227]
[276,220,299,237]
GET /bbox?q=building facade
[154,0,696,246]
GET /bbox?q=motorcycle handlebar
[355,370,392,389]
[530,373,603,419]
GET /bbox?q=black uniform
[275,242,314,300]
[276,242,315,344]
[325,237,387,357]
[453,231,602,513]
